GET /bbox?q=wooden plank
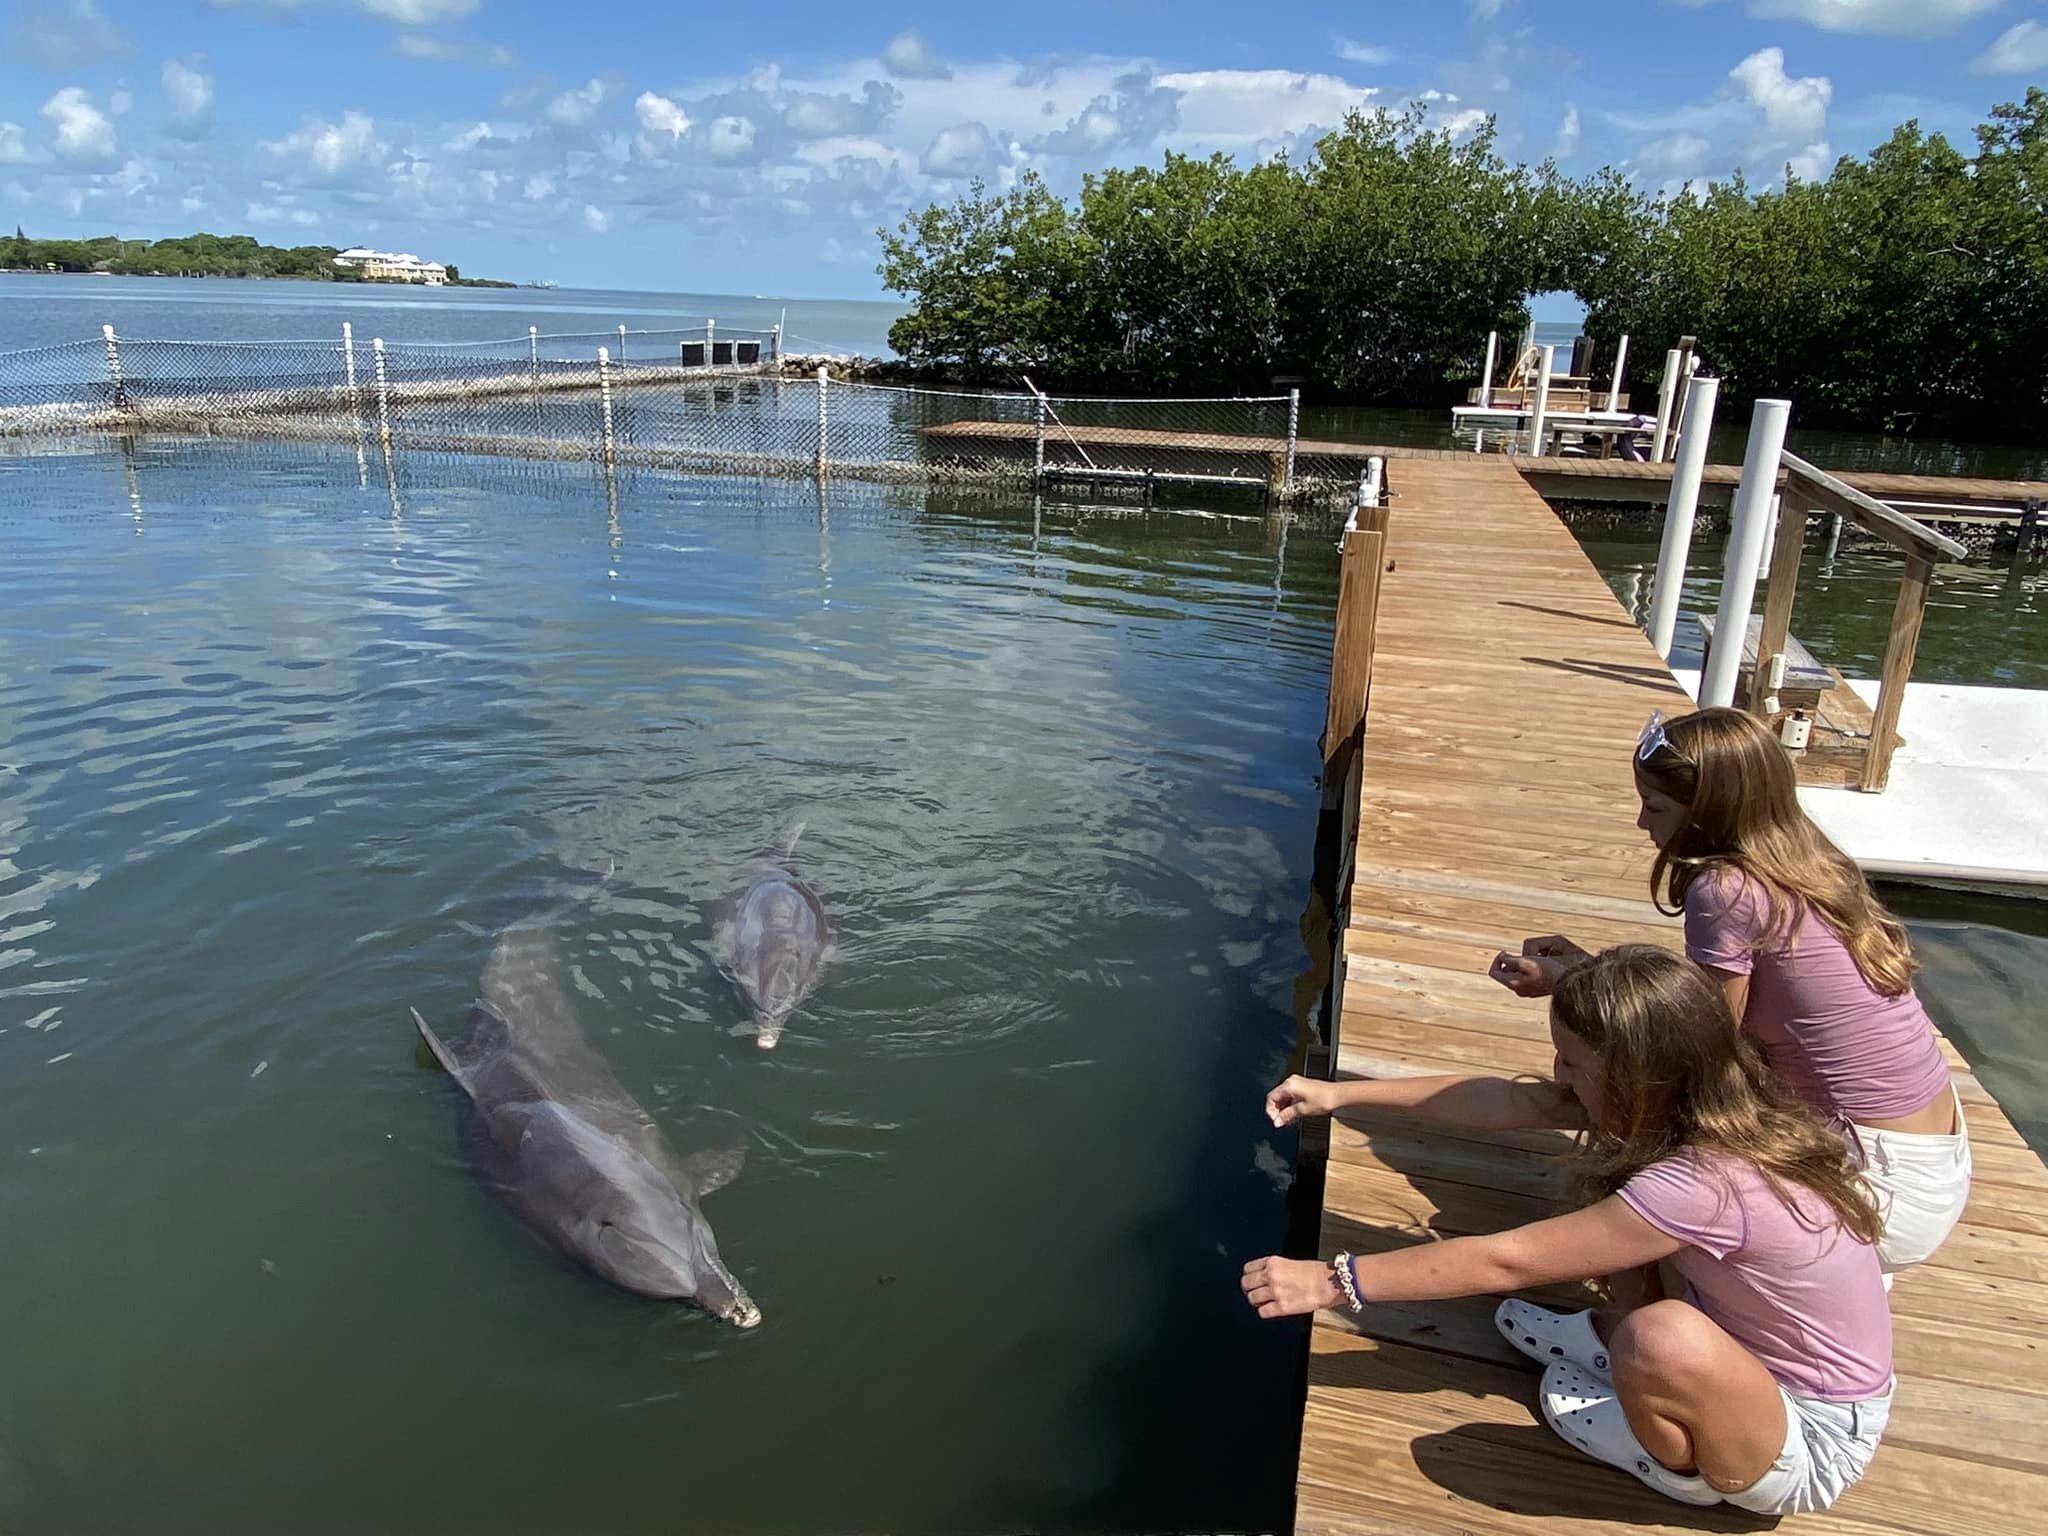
[1749,492,1812,717]
[1296,452,2048,1536]
[1323,526,1385,769]
[1863,556,1932,793]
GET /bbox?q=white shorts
[1854,1087,1973,1271]
[1725,1383,1892,1515]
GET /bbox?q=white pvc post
[617,324,627,362]
[1760,494,1781,581]
[372,337,392,452]
[770,324,782,365]
[101,323,126,408]
[342,322,358,406]
[1479,330,1498,409]
[1526,344,1555,457]
[597,346,616,464]
[1646,374,1719,659]
[706,318,716,367]
[528,325,539,385]
[1033,393,1047,482]
[1700,399,1792,708]
[815,363,829,481]
[1606,334,1630,412]
[1284,387,1300,496]
[1649,348,1683,462]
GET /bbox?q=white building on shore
[332,247,449,285]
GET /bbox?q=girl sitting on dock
[1245,946,1893,1516]
[1491,706,1970,1274]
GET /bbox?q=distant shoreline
[0,269,522,290]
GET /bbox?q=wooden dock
[1518,455,2047,518]
[1297,453,2048,1535]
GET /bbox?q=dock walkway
[1298,454,2048,1534]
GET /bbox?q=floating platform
[1299,452,2048,1535]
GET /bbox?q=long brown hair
[1638,706,1917,995]
[1553,946,1882,1243]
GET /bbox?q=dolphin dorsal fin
[677,1143,746,1197]
[411,1008,474,1093]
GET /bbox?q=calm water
[1581,521,2048,1150]
[0,274,905,358]
[0,442,1335,1533]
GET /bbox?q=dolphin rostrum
[715,822,832,1050]
[413,883,759,1326]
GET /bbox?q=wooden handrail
[1781,452,1966,562]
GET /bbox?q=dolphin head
[578,1181,762,1327]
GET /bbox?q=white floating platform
[1670,669,2048,893]
[1451,405,1649,433]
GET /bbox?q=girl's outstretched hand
[1266,1074,1339,1128]
[1241,1256,1341,1319]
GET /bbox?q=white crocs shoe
[1495,1299,1612,1380]
[1539,1362,1722,1508]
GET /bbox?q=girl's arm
[1267,1072,1586,1133]
[1489,934,1592,997]
[1241,1197,1685,1318]
[1703,965,1750,1026]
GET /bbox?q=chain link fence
[0,325,1367,501]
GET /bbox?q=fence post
[706,318,716,367]
[1284,387,1301,497]
[101,324,127,410]
[815,363,829,483]
[1526,345,1555,456]
[372,337,393,452]
[597,346,617,466]
[617,325,627,362]
[1032,392,1047,483]
[770,323,782,365]
[1699,398,1792,709]
[529,326,540,386]
[342,322,359,411]
[1646,373,1719,659]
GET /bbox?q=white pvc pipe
[1527,344,1555,456]
[1479,330,1498,409]
[1607,334,1630,412]
[1646,374,1719,659]
[1700,399,1792,708]
[1648,348,1683,462]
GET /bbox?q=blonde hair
[1553,946,1882,1244]
[1637,706,1918,995]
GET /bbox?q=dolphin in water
[715,823,832,1050]
[412,879,760,1326]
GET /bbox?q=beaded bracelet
[1331,1252,1366,1313]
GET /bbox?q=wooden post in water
[1700,398,1791,708]
[597,346,617,466]
[1748,490,1810,717]
[1862,558,1932,793]
[1607,334,1630,412]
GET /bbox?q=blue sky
[1,0,2043,298]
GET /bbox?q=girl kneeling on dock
[1491,706,1970,1273]
[1244,946,1892,1516]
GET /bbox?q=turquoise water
[0,441,1334,1533]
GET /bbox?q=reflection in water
[0,439,1340,1535]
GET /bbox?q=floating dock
[1298,452,2048,1534]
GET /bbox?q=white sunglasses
[1637,710,1671,762]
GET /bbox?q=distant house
[332,247,449,285]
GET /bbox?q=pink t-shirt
[1621,1149,1892,1401]
[1684,868,1951,1123]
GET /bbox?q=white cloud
[1155,69,1375,157]
[245,199,321,227]
[1974,21,2048,74]
[17,0,125,67]
[109,89,134,117]
[1729,46,1830,148]
[1334,37,1394,67]
[0,122,35,164]
[260,109,383,178]
[361,0,479,21]
[582,203,610,233]
[40,87,118,161]
[635,91,692,143]
[1615,47,1831,192]
[163,58,216,128]
[921,121,1004,177]
[523,172,556,199]
[1470,0,1510,17]
[1746,0,1998,37]
[883,29,951,81]
[1555,102,1582,158]
[706,115,758,159]
[547,78,610,127]
[395,31,461,60]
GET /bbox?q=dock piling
[101,324,126,410]
[597,346,617,465]
[1479,331,1498,409]
[815,363,829,483]
[528,326,539,386]
[1649,347,1683,462]
[1646,373,1719,659]
[1607,333,1630,412]
[1526,345,1555,456]
[1700,398,1792,708]
[1284,388,1300,497]
[342,322,358,410]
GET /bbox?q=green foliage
[0,229,507,287]
[879,93,2048,436]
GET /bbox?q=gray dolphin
[412,886,760,1326]
[714,823,833,1050]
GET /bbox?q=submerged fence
[0,325,1365,500]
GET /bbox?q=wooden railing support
[1862,556,1932,793]
[1748,490,1810,717]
